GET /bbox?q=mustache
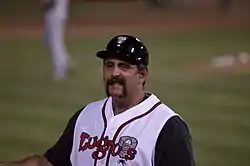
[106,77,126,86]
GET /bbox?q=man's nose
[112,66,121,77]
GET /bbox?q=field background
[0,0,250,166]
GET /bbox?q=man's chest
[72,118,155,166]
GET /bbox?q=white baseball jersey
[70,94,176,166]
[44,93,195,166]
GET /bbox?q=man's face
[103,58,146,99]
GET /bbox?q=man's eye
[120,64,130,70]
[105,63,113,68]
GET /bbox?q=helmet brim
[96,50,108,59]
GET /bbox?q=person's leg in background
[43,0,72,81]
[44,14,69,80]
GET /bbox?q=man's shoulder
[155,101,178,116]
[74,98,108,115]
[67,98,108,123]
[84,98,108,110]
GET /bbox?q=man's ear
[140,68,148,78]
[138,68,148,85]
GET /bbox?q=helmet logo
[117,36,127,45]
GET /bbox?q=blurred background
[0,0,250,166]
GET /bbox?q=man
[42,0,72,80]
[0,35,195,166]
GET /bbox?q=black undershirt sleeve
[154,116,195,166]
[43,107,85,166]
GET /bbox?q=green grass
[0,29,250,166]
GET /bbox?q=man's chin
[105,86,126,99]
[109,93,124,99]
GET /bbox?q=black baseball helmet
[96,35,149,66]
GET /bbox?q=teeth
[113,83,122,89]
[109,83,123,90]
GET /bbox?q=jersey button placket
[107,118,117,138]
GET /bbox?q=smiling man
[0,35,195,166]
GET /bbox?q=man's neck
[112,91,146,116]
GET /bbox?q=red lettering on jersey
[79,132,90,151]
[110,143,122,156]
[78,132,137,161]
[124,148,137,160]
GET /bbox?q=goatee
[105,76,127,98]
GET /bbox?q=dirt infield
[0,2,250,38]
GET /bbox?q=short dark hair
[137,64,147,88]
[138,63,147,71]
